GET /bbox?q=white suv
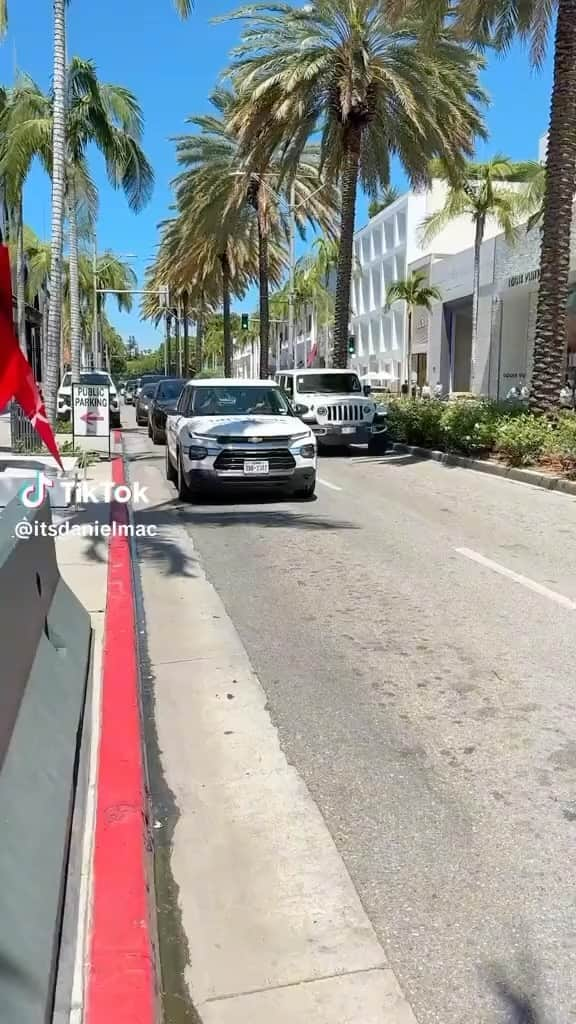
[57,370,120,426]
[275,369,388,452]
[165,379,317,501]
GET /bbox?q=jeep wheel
[368,434,388,456]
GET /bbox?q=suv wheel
[294,474,316,500]
[177,451,195,502]
[165,444,178,484]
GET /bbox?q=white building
[350,182,509,387]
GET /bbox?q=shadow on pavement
[134,498,359,534]
[488,964,547,1024]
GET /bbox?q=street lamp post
[92,239,98,369]
[92,245,138,370]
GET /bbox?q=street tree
[174,88,338,377]
[368,186,402,220]
[224,0,486,369]
[386,271,442,390]
[422,157,538,391]
[408,0,576,408]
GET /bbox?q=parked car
[137,373,165,397]
[275,368,388,453]
[148,377,186,445]
[165,378,317,501]
[57,370,121,427]
[124,379,140,405]
[135,383,157,425]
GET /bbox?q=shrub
[440,400,500,455]
[495,414,552,467]
[386,399,444,448]
[549,412,576,477]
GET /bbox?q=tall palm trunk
[196,295,204,373]
[220,249,232,377]
[406,307,413,393]
[470,217,484,393]
[333,123,362,368]
[257,207,270,379]
[530,0,576,412]
[182,291,189,377]
[68,182,82,381]
[44,0,67,426]
[16,195,27,357]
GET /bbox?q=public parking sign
[72,383,111,455]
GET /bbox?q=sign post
[72,383,111,458]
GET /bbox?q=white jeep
[276,368,388,452]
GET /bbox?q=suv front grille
[215,435,293,445]
[326,403,365,422]
[214,448,296,472]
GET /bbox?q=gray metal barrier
[0,496,92,1024]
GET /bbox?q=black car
[148,378,186,444]
[135,383,157,425]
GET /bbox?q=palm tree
[0,75,50,355]
[44,0,67,425]
[173,88,337,377]
[415,0,576,408]
[386,271,442,390]
[6,59,153,382]
[368,186,402,219]
[421,156,535,390]
[225,1,486,369]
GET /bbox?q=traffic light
[348,334,356,355]
[241,313,250,330]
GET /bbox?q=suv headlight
[316,405,328,416]
[189,445,208,460]
[363,404,373,414]
[299,443,315,459]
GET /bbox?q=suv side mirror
[293,403,308,417]
[363,384,372,396]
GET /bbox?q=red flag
[0,245,63,470]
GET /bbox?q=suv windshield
[139,384,156,398]
[61,372,111,388]
[296,373,362,395]
[191,386,291,417]
[157,379,185,400]
[80,372,112,386]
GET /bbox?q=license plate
[243,460,269,475]
[342,426,356,434]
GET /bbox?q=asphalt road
[124,405,576,1024]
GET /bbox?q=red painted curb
[86,451,155,1023]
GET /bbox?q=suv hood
[185,415,309,438]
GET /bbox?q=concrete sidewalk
[126,431,418,1024]
[51,459,111,1024]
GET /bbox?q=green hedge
[386,398,576,475]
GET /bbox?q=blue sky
[0,1,553,349]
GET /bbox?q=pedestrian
[401,379,409,397]
[560,377,573,408]
[421,381,431,400]
[434,381,443,399]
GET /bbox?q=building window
[307,313,312,332]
